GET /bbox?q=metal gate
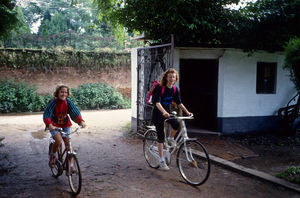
[136,37,174,134]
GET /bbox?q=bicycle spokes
[143,130,160,169]
[68,155,82,195]
[177,140,210,186]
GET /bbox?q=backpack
[146,81,176,104]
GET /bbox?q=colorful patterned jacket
[43,98,84,128]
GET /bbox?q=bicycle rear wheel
[49,143,63,178]
[143,129,160,169]
[177,140,210,186]
[67,155,82,195]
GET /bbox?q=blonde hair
[160,68,179,87]
[53,84,72,97]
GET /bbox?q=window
[256,62,277,94]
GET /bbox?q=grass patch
[123,122,139,138]
[276,166,300,184]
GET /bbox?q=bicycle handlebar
[165,113,194,122]
[177,113,194,120]
[45,126,82,135]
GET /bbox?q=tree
[2,7,31,48]
[94,0,300,51]
[239,0,300,51]
[21,1,43,31]
[0,0,19,40]
[94,0,241,45]
[285,37,300,91]
[3,0,127,50]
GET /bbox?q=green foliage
[2,7,32,48]
[1,0,130,50]
[70,83,130,110]
[276,166,300,184]
[284,37,300,91]
[94,0,300,51]
[0,0,20,40]
[0,80,130,113]
[0,48,130,71]
[239,0,300,51]
[0,79,52,113]
[94,0,243,46]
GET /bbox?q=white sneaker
[163,150,171,165]
[159,160,170,171]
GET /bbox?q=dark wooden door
[180,59,218,130]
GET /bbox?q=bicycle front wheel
[67,155,82,195]
[143,129,160,169]
[177,140,210,186]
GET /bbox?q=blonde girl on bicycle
[43,84,86,167]
[151,68,192,170]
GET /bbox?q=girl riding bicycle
[152,68,192,171]
[43,84,86,167]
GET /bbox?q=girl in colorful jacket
[43,84,86,167]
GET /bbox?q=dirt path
[0,110,299,198]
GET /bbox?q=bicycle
[143,112,211,186]
[47,127,82,195]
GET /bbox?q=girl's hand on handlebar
[163,112,170,118]
[49,124,56,131]
[187,112,193,117]
[80,121,87,128]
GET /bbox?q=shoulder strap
[161,86,165,96]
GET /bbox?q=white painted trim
[131,48,138,119]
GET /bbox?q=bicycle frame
[163,114,195,155]
[144,114,211,186]
[48,127,80,171]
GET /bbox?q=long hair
[160,68,179,87]
[53,84,72,97]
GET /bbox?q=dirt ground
[0,109,299,198]
[195,133,300,177]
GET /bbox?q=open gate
[136,36,174,134]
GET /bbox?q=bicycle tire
[143,129,160,169]
[49,143,63,178]
[67,155,82,195]
[176,140,210,186]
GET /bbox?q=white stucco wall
[131,48,138,119]
[174,48,297,118]
[218,49,296,117]
[131,47,297,124]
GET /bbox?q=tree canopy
[0,0,20,40]
[239,0,300,51]
[1,0,133,50]
[285,37,300,91]
[94,0,300,51]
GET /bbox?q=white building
[131,47,296,134]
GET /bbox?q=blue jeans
[50,127,71,138]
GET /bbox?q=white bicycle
[47,127,82,195]
[143,113,211,186]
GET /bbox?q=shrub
[276,166,300,184]
[70,83,130,110]
[0,79,52,113]
[0,80,130,113]
[284,37,300,91]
